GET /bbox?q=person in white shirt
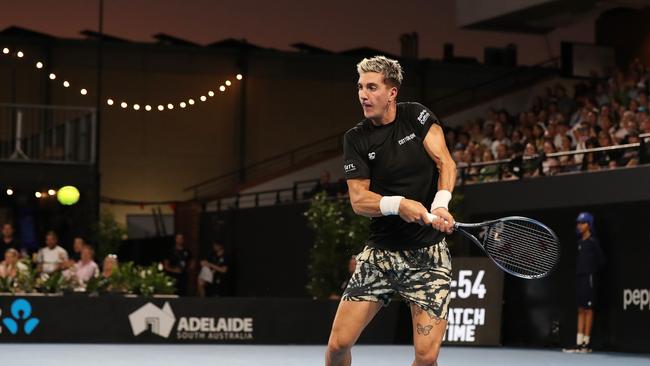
[36,231,68,274]
[66,245,99,284]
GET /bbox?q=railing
[206,135,649,211]
[185,59,560,199]
[458,137,649,184]
[184,135,343,199]
[0,103,97,164]
[205,178,321,211]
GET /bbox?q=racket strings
[483,219,559,278]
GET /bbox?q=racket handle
[426,213,450,225]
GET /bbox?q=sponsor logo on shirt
[344,163,356,172]
[398,133,416,145]
[418,109,430,125]
[368,152,376,160]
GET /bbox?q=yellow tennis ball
[57,186,80,205]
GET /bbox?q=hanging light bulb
[157,105,164,111]
[188,99,195,105]
[180,102,187,108]
[219,85,226,92]
[107,98,114,105]
[208,91,215,97]
[236,74,243,80]
[145,105,152,111]
[121,102,128,109]
[200,96,207,102]
[63,81,70,88]
[49,73,56,80]
[133,104,140,110]
[80,88,88,95]
[225,80,232,86]
[16,51,24,58]
[36,61,44,69]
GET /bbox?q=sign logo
[129,302,176,338]
[417,109,430,125]
[368,152,376,160]
[1,298,40,335]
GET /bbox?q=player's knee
[327,334,354,355]
[414,345,440,366]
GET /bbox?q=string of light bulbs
[1,45,243,112]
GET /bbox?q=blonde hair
[357,55,403,88]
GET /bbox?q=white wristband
[379,196,404,216]
[431,190,452,211]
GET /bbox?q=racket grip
[426,213,450,225]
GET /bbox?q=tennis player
[326,56,456,366]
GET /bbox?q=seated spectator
[102,254,118,278]
[62,236,86,269]
[618,131,641,167]
[582,138,601,172]
[522,143,540,177]
[197,241,229,297]
[35,231,68,274]
[596,131,620,168]
[479,151,499,182]
[541,141,560,176]
[0,248,27,279]
[557,135,577,172]
[65,245,99,284]
[2,223,20,254]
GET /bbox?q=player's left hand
[430,207,455,234]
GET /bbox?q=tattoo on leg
[416,323,433,336]
[412,304,442,325]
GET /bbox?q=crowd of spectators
[0,223,110,288]
[444,59,650,183]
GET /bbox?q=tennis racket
[426,213,560,279]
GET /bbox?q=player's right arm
[347,178,430,224]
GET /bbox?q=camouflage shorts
[342,239,452,320]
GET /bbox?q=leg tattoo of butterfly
[416,323,433,336]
